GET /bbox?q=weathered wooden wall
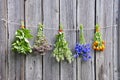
[0,0,119,80]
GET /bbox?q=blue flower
[82,52,92,61]
[73,53,79,58]
[75,48,80,53]
[75,44,82,54]
[74,43,92,61]
[82,44,91,53]
[85,44,91,53]
[82,47,88,53]
[82,56,88,61]
[87,53,92,59]
[82,53,87,57]
[75,43,79,50]
[75,43,79,47]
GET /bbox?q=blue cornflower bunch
[74,43,91,61]
[74,24,92,61]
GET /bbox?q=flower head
[74,43,91,61]
[75,43,82,54]
[73,53,79,58]
[82,52,92,61]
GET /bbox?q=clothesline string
[1,18,117,31]
[0,39,113,45]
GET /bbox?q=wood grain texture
[96,0,114,80]
[118,0,120,79]
[60,0,76,80]
[0,0,7,80]
[0,0,118,80]
[43,0,59,80]
[77,0,95,80]
[113,0,118,80]
[25,0,42,80]
[7,0,25,80]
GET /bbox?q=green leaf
[52,25,73,63]
[12,28,33,54]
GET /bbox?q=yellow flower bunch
[93,24,105,51]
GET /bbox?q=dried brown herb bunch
[33,23,52,55]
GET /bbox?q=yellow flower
[21,26,25,29]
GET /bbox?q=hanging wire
[1,18,117,31]
[1,18,21,26]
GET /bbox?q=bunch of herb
[33,23,52,55]
[12,21,33,54]
[92,24,105,51]
[74,24,91,61]
[52,24,73,63]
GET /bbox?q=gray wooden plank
[0,0,7,80]
[15,1,25,80]
[113,0,118,80]
[25,0,42,80]
[43,0,59,80]
[4,0,118,80]
[7,0,25,80]
[118,0,120,79]
[77,0,95,80]
[60,0,76,80]
[96,1,105,80]
[96,0,114,80]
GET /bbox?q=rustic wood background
[0,0,119,80]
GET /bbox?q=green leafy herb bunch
[33,23,52,55]
[52,24,73,63]
[12,21,33,54]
